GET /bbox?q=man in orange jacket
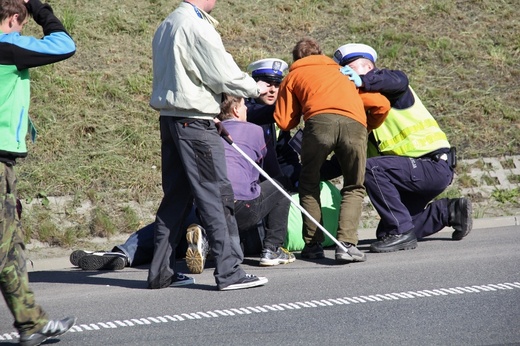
[274,37,390,263]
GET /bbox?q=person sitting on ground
[217,93,295,267]
[334,43,473,253]
[274,37,390,263]
[71,94,295,271]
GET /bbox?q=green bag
[283,180,341,251]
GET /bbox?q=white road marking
[1,281,519,340]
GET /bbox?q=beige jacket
[149,3,259,118]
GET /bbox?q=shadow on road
[27,261,220,292]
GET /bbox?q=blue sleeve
[361,69,414,108]
[5,32,75,70]
[2,0,75,70]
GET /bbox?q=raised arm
[8,0,75,70]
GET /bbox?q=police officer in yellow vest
[334,43,472,253]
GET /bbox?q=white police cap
[247,58,289,83]
[333,43,377,66]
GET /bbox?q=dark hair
[292,37,322,62]
[253,75,282,86]
[218,94,243,121]
[0,0,28,24]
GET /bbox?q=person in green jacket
[0,0,76,344]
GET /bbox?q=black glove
[214,121,228,136]
[214,121,233,144]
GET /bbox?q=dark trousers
[364,155,453,238]
[299,114,367,245]
[234,180,290,250]
[114,207,198,266]
[117,183,290,265]
[114,223,154,267]
[147,117,245,289]
[276,130,301,193]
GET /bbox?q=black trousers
[234,180,290,250]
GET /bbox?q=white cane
[219,128,349,253]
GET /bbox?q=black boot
[449,198,473,240]
[370,229,417,253]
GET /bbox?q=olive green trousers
[1,163,48,335]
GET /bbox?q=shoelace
[280,247,292,255]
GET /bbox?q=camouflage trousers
[0,163,48,334]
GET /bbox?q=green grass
[491,188,520,204]
[16,0,519,245]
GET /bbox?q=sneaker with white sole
[19,316,76,346]
[335,242,366,263]
[218,274,268,291]
[170,273,195,287]
[185,224,210,274]
[79,252,128,270]
[260,247,296,266]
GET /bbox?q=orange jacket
[274,55,390,131]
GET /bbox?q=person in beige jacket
[148,0,269,291]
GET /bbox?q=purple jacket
[221,120,267,200]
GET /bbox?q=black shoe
[79,252,128,270]
[69,249,97,266]
[70,250,115,266]
[449,198,473,240]
[301,242,324,259]
[219,274,268,291]
[370,229,417,253]
[19,316,76,346]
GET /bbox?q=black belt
[429,152,448,162]
[423,148,457,169]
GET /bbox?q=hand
[256,80,269,95]
[213,118,232,141]
[340,66,362,88]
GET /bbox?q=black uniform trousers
[364,154,453,239]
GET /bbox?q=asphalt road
[1,223,519,346]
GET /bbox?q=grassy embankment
[19,0,519,247]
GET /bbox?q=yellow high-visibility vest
[368,87,450,158]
